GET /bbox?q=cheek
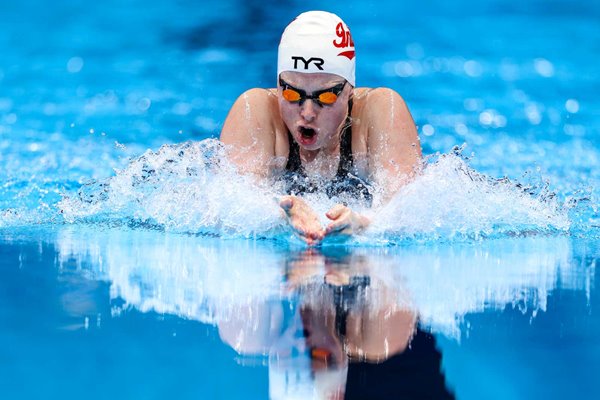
[326,105,348,128]
[278,100,296,122]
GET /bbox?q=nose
[300,99,318,122]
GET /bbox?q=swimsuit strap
[285,99,354,175]
[286,131,303,172]
[336,98,354,177]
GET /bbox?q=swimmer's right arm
[220,88,277,177]
[221,90,324,245]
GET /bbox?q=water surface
[1,0,599,398]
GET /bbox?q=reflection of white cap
[268,308,348,400]
[269,365,348,400]
[278,11,356,86]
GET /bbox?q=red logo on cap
[332,22,355,60]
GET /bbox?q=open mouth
[297,126,318,145]
[299,126,317,139]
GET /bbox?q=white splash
[57,140,570,241]
[59,139,285,237]
[368,151,570,241]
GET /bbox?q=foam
[56,140,573,242]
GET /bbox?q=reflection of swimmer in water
[220,11,422,245]
[217,249,454,399]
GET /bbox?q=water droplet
[464,60,483,77]
[479,110,494,126]
[28,143,41,152]
[493,115,507,128]
[422,124,435,136]
[137,97,151,112]
[67,56,84,73]
[455,123,468,136]
[533,58,554,77]
[565,99,579,113]
[525,104,542,125]
[394,61,414,77]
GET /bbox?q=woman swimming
[220,11,422,245]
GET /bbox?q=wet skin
[280,196,370,245]
[220,70,422,246]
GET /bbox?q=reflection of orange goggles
[279,77,347,107]
[311,347,333,363]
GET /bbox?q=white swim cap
[278,11,356,86]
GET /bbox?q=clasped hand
[279,195,369,245]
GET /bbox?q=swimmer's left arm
[364,87,422,195]
[324,89,422,240]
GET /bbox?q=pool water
[1,0,599,399]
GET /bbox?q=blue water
[1,0,599,398]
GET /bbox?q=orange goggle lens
[311,348,332,361]
[282,89,339,105]
[317,91,338,105]
[282,89,302,102]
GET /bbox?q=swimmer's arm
[220,88,277,178]
[365,88,422,195]
[221,90,326,245]
[324,89,421,239]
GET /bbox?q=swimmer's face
[278,72,352,151]
[300,306,346,372]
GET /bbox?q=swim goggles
[279,77,346,106]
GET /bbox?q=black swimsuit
[281,100,373,205]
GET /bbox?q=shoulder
[228,87,278,112]
[222,88,279,132]
[354,87,408,112]
[351,87,413,129]
[220,88,285,175]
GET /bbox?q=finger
[293,226,306,236]
[325,220,350,235]
[301,232,322,246]
[293,228,314,244]
[279,196,294,212]
[326,204,347,220]
[293,223,322,241]
[310,229,325,241]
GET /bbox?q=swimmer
[220,11,422,244]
